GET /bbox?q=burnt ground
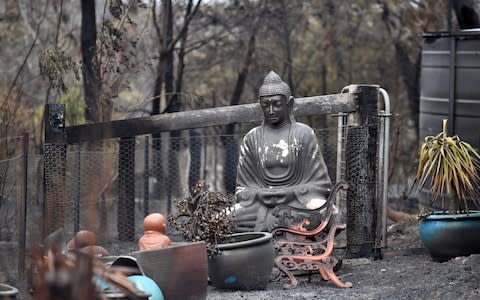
[1,220,479,299]
[207,220,480,300]
[207,254,480,300]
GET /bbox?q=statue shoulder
[292,122,316,137]
[243,126,262,139]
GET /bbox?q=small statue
[138,213,172,251]
[67,230,110,256]
[233,71,332,232]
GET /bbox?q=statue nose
[269,104,274,114]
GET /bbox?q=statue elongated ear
[287,96,294,107]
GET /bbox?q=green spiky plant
[413,119,480,214]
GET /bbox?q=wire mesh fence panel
[46,125,342,245]
[0,153,21,286]
[64,142,119,240]
[0,155,22,243]
[40,120,380,257]
[0,122,379,289]
[0,135,43,287]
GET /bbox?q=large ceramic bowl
[419,211,480,261]
[208,232,275,290]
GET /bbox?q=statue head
[143,213,167,233]
[72,230,97,248]
[258,71,294,126]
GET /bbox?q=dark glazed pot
[208,232,274,290]
[0,283,19,299]
[419,211,480,261]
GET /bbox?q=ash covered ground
[206,220,480,300]
[1,220,479,299]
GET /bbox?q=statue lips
[268,115,279,123]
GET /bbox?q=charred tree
[223,25,257,194]
[81,0,100,123]
[151,0,202,211]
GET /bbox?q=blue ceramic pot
[208,232,274,290]
[128,275,164,300]
[419,211,480,261]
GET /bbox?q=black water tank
[420,30,480,148]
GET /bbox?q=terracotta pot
[419,211,480,261]
[0,283,19,300]
[208,232,275,290]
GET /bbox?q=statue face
[259,95,290,126]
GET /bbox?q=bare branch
[2,1,49,113]
[167,0,202,52]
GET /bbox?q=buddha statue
[233,71,332,232]
[138,213,172,251]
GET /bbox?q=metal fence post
[43,104,67,238]
[18,132,28,288]
[344,85,379,258]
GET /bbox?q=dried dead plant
[168,180,235,255]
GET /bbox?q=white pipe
[379,88,391,248]
[336,114,346,184]
[377,110,385,249]
[336,86,351,207]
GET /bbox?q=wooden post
[344,85,379,258]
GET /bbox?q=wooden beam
[65,93,356,144]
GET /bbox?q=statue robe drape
[234,121,332,231]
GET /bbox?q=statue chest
[261,137,293,175]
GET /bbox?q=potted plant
[169,180,275,290]
[413,119,480,261]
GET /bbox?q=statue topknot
[258,71,291,99]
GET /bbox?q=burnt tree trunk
[223,27,257,194]
[394,43,421,135]
[279,0,294,96]
[163,0,179,213]
[175,0,202,192]
[151,0,201,209]
[81,0,100,123]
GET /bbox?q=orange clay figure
[138,213,172,251]
[67,230,110,256]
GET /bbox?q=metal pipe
[336,85,350,209]
[19,133,29,286]
[144,135,150,217]
[336,113,345,184]
[337,85,351,185]
[379,88,391,248]
[376,110,385,250]
[448,36,457,135]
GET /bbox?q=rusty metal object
[271,182,352,289]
